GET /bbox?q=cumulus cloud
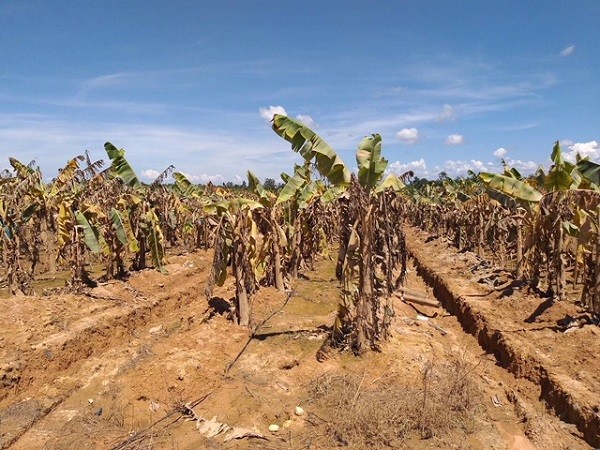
[141,169,161,180]
[560,139,574,148]
[259,105,287,120]
[388,158,427,177]
[564,141,599,162]
[396,127,420,145]
[493,147,507,158]
[445,134,464,146]
[560,45,575,57]
[442,159,487,177]
[506,159,539,173]
[438,104,456,122]
[295,114,315,127]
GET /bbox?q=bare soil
[0,230,597,449]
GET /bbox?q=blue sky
[0,1,598,183]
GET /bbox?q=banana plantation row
[1,115,599,355]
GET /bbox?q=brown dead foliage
[306,356,482,449]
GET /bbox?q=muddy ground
[0,227,597,449]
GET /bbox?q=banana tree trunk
[232,218,251,327]
[272,234,285,291]
[289,219,301,279]
[355,204,375,353]
[554,223,566,301]
[477,211,485,257]
[515,217,524,280]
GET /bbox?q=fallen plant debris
[182,403,266,442]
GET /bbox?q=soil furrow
[405,226,600,448]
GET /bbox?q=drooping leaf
[321,184,348,203]
[374,173,405,194]
[75,211,102,254]
[57,203,72,247]
[110,208,129,247]
[480,172,543,202]
[577,159,600,186]
[51,156,85,195]
[544,168,574,192]
[272,114,351,186]
[173,172,200,197]
[142,209,167,273]
[9,157,34,178]
[298,180,318,209]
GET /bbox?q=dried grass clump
[307,357,482,449]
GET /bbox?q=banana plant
[271,118,408,355]
[247,171,288,291]
[204,197,263,327]
[104,142,166,273]
[471,141,599,303]
[332,135,408,354]
[0,159,43,294]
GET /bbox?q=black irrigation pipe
[225,286,298,373]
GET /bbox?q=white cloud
[445,134,464,146]
[180,172,226,185]
[564,141,599,162]
[438,104,455,122]
[0,115,298,182]
[141,169,161,180]
[560,45,575,57]
[493,147,507,158]
[396,127,419,145]
[560,139,574,148]
[259,105,287,121]
[442,159,487,177]
[295,114,315,127]
[506,159,539,173]
[388,158,428,177]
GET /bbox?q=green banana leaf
[247,170,273,205]
[143,209,167,273]
[272,114,351,186]
[110,208,140,252]
[276,164,310,204]
[105,142,142,190]
[321,184,348,203]
[374,173,405,194]
[577,159,600,186]
[479,172,543,202]
[546,140,580,190]
[173,172,201,197]
[75,211,102,254]
[356,134,388,192]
